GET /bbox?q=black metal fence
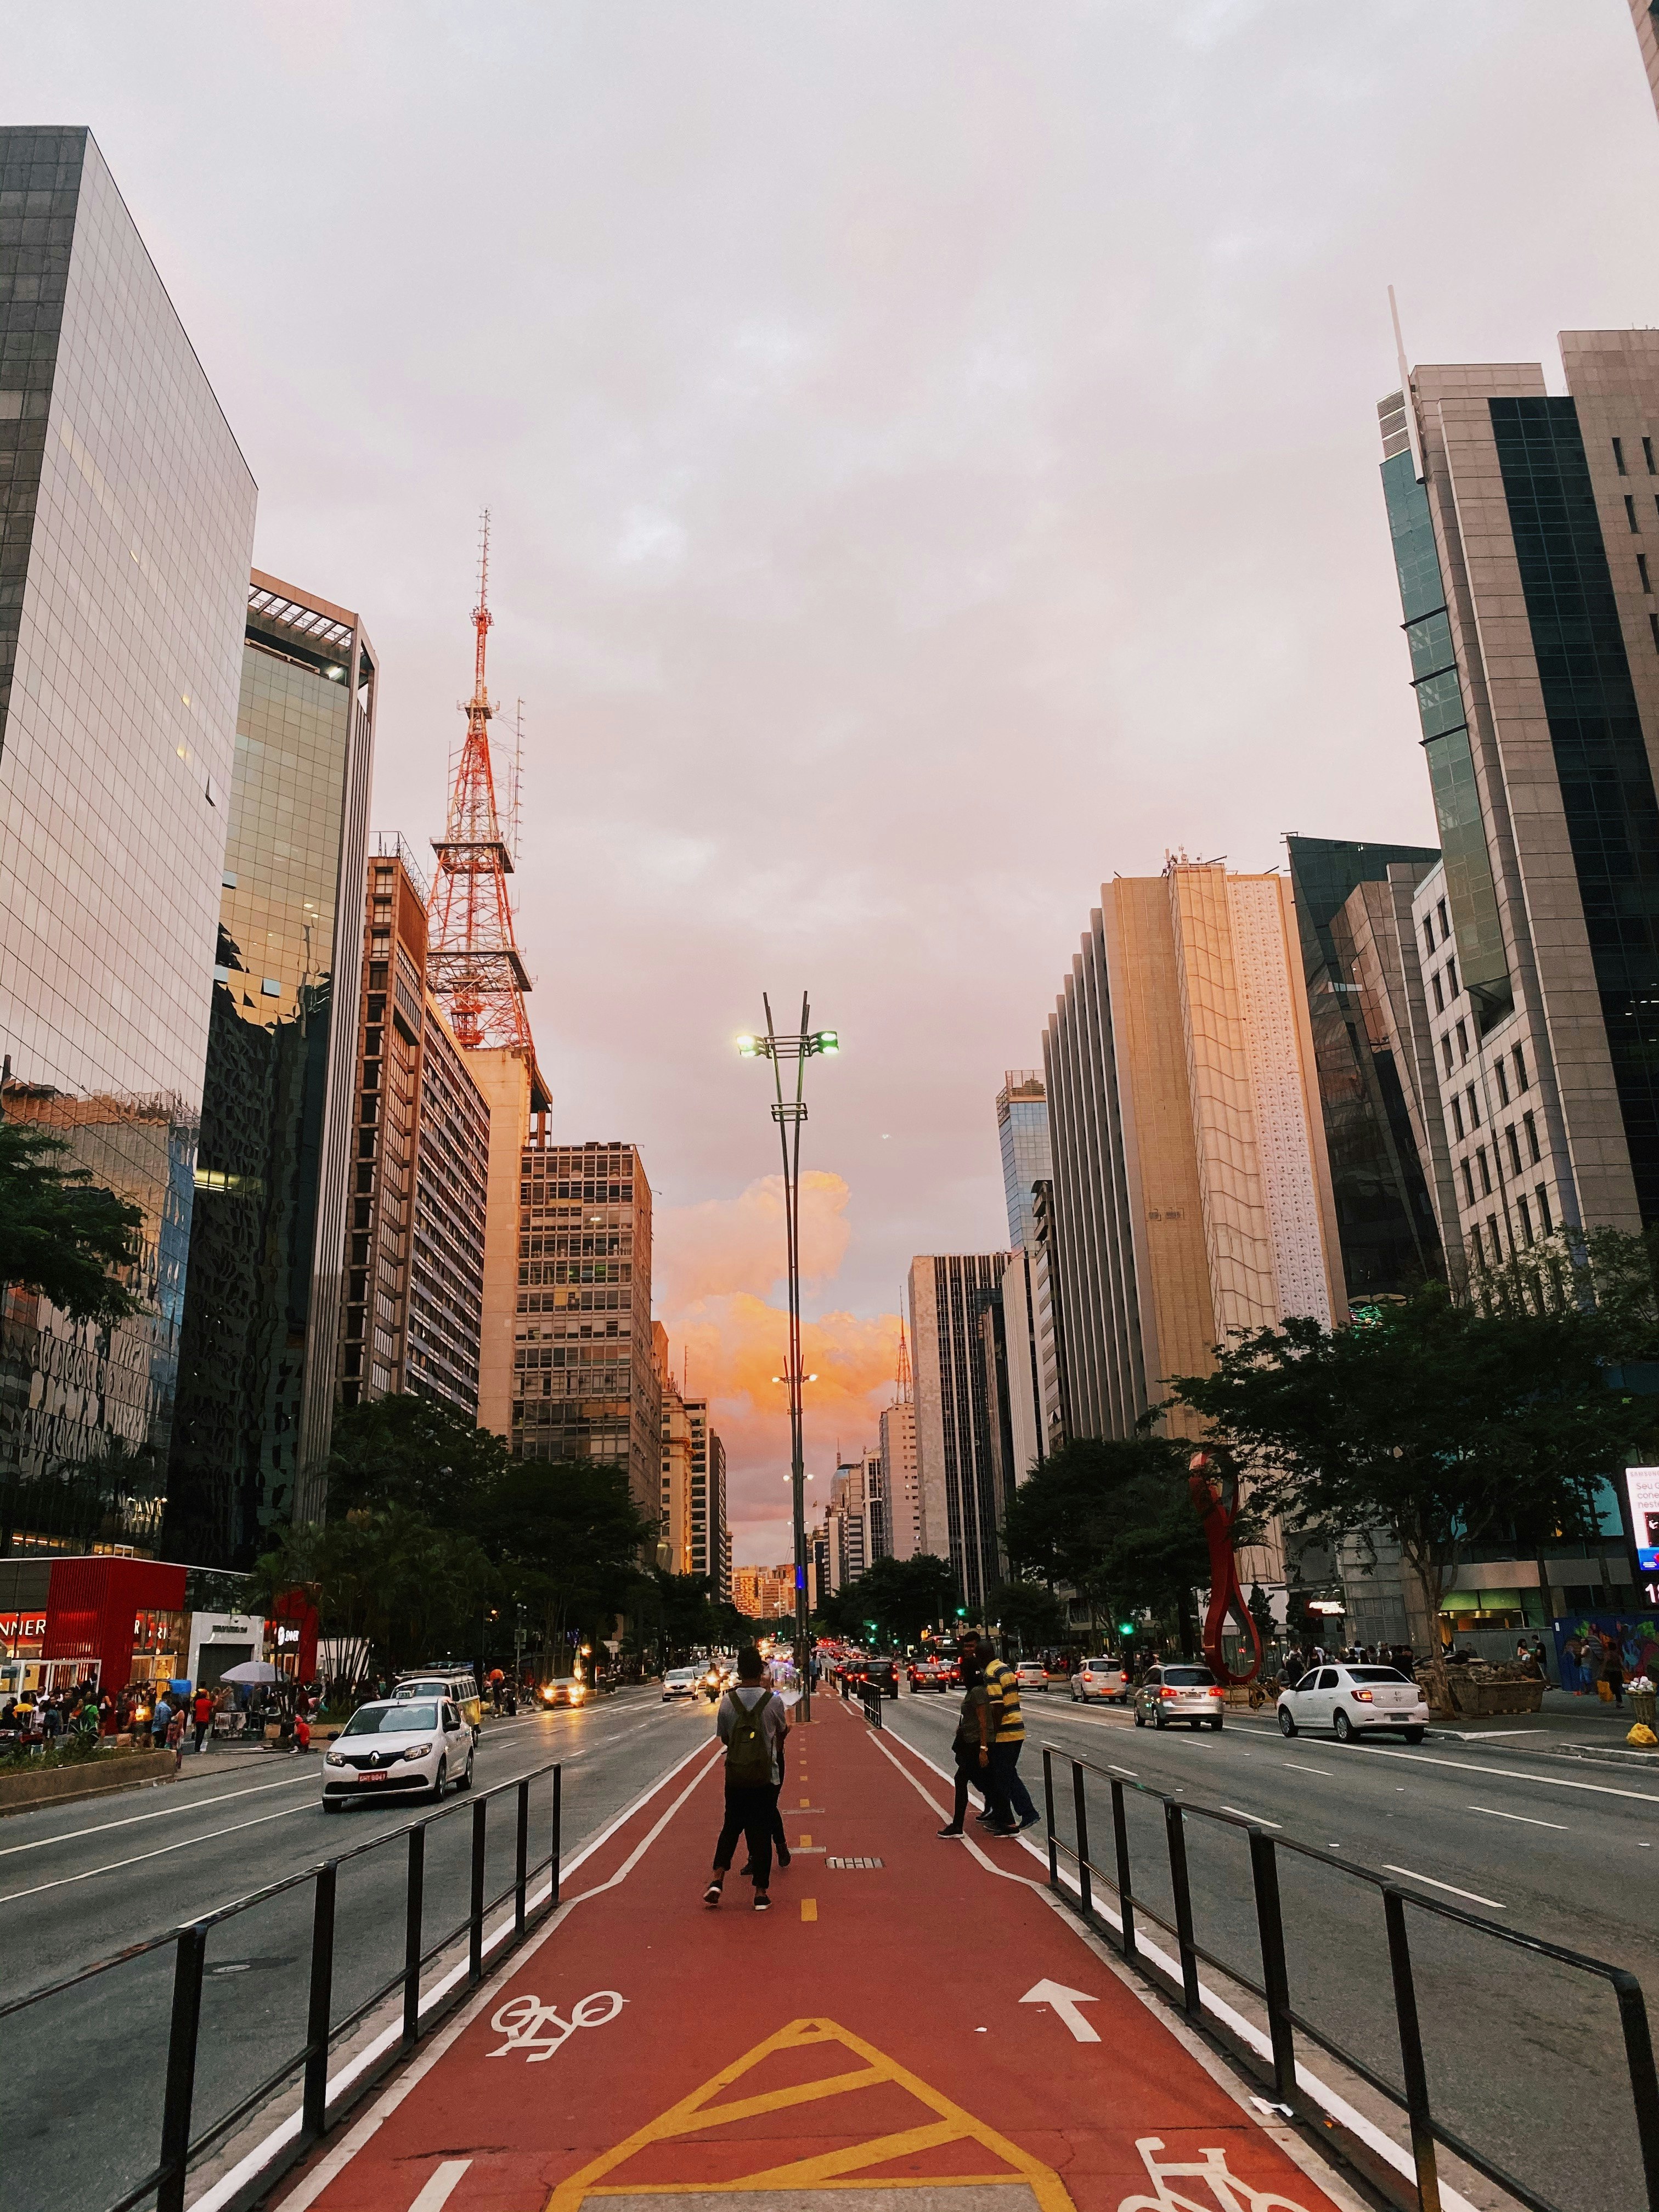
[0,1757,563,2212]
[1040,1743,1659,2212]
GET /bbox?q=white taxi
[323,1697,473,1811]
[662,1667,703,1701]
[1277,1663,1429,1745]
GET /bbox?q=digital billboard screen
[1626,1468,1659,1573]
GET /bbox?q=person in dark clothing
[937,1655,1003,1836]
[1605,1635,1627,1708]
[704,1647,789,1912]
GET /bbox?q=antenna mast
[895,1309,913,1407]
[426,510,535,1052]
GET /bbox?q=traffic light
[1117,1620,1135,1639]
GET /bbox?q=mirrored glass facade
[0,128,257,1537]
[166,580,374,1564]
[995,1069,1052,1253]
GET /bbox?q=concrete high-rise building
[167,576,374,1560]
[908,1254,1011,1615]
[878,1400,921,1561]
[514,1137,659,1514]
[656,1330,691,1573]
[1373,337,1659,1262]
[332,842,489,1423]
[465,1046,549,1440]
[1043,861,1345,1593]
[733,1563,794,1620]
[996,1071,1053,1252]
[1283,836,1446,1301]
[684,1400,731,1602]
[0,128,257,1526]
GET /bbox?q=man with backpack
[704,1646,789,1914]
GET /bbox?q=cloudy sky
[9,2,1658,1561]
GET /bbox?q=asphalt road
[883,1683,1659,2212]
[0,1686,714,2212]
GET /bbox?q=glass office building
[166,579,374,1564]
[0,128,256,1533]
[1283,835,1444,1299]
[995,1070,1052,1252]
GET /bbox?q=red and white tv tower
[426,513,535,1053]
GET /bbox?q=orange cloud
[654,1176,901,1561]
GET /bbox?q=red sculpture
[1188,1448,1262,1686]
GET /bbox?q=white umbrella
[218,1660,281,1685]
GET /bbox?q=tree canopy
[1002,1434,1212,1645]
[0,1118,143,1327]
[816,1554,960,1646]
[1164,1279,1643,1633]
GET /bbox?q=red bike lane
[273,1697,1351,2212]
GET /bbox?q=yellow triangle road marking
[543,2016,1075,2212]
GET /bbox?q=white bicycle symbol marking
[1116,2137,1313,2212]
[487,1988,624,2061]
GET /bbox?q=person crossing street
[969,1629,1040,1832]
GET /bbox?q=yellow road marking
[799,1797,810,1807]
[799,1833,811,1847]
[542,2016,1074,2212]
[802,1897,818,1921]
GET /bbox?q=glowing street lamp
[737,991,840,1717]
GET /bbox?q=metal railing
[1040,1744,1659,2212]
[855,1679,884,1728]
[0,1756,563,2212]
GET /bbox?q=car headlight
[326,1751,346,1767]
[401,1742,433,1762]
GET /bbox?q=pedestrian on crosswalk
[936,1645,1001,1836]
[704,1647,789,1912]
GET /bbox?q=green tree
[1003,1435,1210,1647]
[833,1554,961,1647]
[474,1459,654,1675]
[325,1394,515,1526]
[985,1578,1066,1651]
[250,1506,494,1680]
[1165,1282,1643,1639]
[0,1118,143,1325]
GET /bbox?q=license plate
[358,1771,388,1783]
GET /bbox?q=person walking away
[938,1651,996,1836]
[1605,1634,1626,1708]
[705,1647,788,1912]
[191,1686,213,1755]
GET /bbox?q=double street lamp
[737,993,839,1719]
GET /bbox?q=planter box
[1417,1664,1545,1720]
[0,1747,176,1816]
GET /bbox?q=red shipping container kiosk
[0,1554,189,1695]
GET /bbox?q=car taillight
[1354,1689,1374,1702]
[1161,1687,1180,1698]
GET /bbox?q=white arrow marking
[1019,1978,1100,2042]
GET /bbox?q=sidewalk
[269,1696,1359,2212]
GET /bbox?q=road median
[0,1745,176,1816]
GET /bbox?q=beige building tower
[1044,859,1345,1583]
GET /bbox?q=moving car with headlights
[323,1697,472,1810]
[1277,1663,1428,1744]
[1014,1657,1049,1694]
[540,1677,588,1709]
[1070,1657,1131,1704]
[1132,1663,1223,1731]
[393,1668,482,1736]
[662,1667,702,1700]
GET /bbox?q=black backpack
[724,1688,774,1784]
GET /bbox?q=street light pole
[738,993,839,1722]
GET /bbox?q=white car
[662,1667,703,1701]
[323,1697,473,1812]
[1014,1659,1049,1694]
[1070,1657,1131,1703]
[1277,1664,1428,1745]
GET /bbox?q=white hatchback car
[1014,1659,1049,1694]
[662,1667,703,1701]
[1070,1657,1131,1704]
[1133,1662,1224,1730]
[1277,1664,1429,1745]
[323,1697,473,1812]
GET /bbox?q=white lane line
[1468,1804,1567,1831]
[1108,1763,1138,1777]
[0,1771,314,1859]
[1218,1806,1280,1827]
[1384,1864,1505,1910]
[0,1801,311,1904]
[1282,1762,1331,1777]
[1363,1743,1659,1808]
[408,2159,471,2209]
[201,1734,723,2212]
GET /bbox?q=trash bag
[1627,1723,1658,1748]
[1598,1679,1615,1702]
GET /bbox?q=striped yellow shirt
[982,1657,1024,1743]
